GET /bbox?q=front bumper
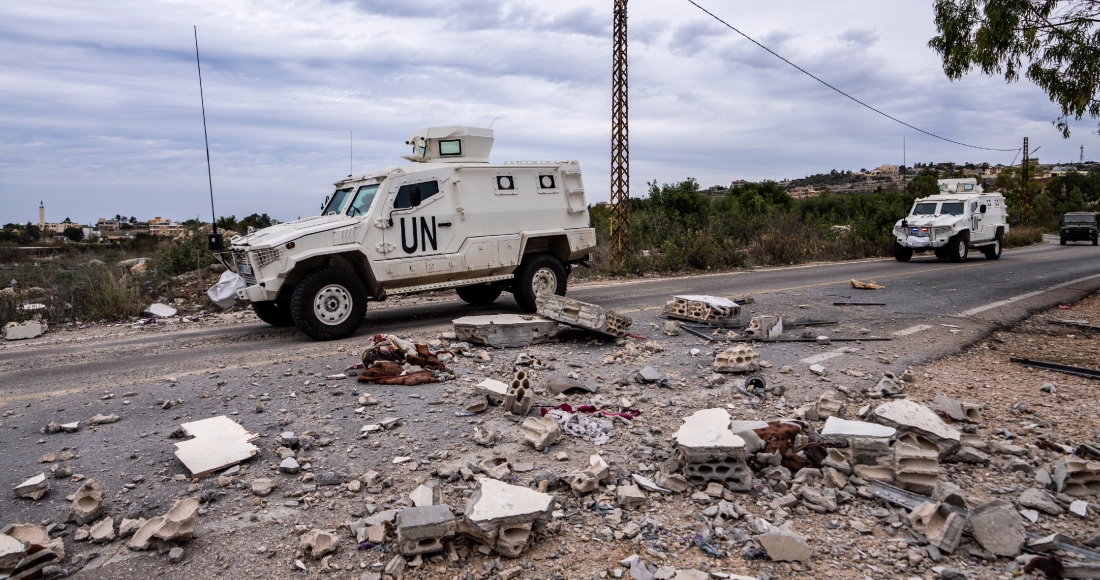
[230,247,283,302]
[897,235,949,249]
[1062,228,1097,240]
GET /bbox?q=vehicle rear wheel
[290,267,367,341]
[947,234,969,262]
[892,242,912,262]
[252,299,294,327]
[982,238,1002,260]
[1061,236,1067,245]
[456,284,502,305]
[512,254,567,312]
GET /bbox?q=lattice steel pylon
[609,0,630,267]
[1021,137,1030,227]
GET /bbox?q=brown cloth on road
[357,334,451,385]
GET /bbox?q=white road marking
[801,350,847,364]
[893,324,933,336]
[961,272,1100,316]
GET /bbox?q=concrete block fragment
[909,501,963,553]
[153,497,199,542]
[127,516,166,550]
[932,481,968,509]
[119,518,145,538]
[0,534,26,569]
[503,372,533,416]
[820,417,895,438]
[535,294,631,338]
[300,529,338,559]
[757,525,812,562]
[616,484,647,510]
[89,517,115,543]
[396,505,455,556]
[409,484,439,507]
[712,343,760,373]
[664,295,741,324]
[453,314,557,348]
[68,480,103,524]
[870,399,960,457]
[894,433,942,495]
[1052,456,1100,496]
[1017,488,1063,515]
[743,315,783,340]
[462,479,552,558]
[967,499,1026,557]
[13,473,49,500]
[474,379,509,401]
[3,321,45,340]
[520,416,560,449]
[930,393,982,423]
[815,391,846,419]
[493,521,533,558]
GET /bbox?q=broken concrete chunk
[68,480,104,524]
[712,344,760,373]
[453,314,557,348]
[676,408,751,491]
[280,458,301,473]
[252,478,276,497]
[1069,500,1089,518]
[396,504,455,556]
[546,376,595,395]
[932,481,968,509]
[118,518,145,538]
[89,413,120,425]
[128,516,166,551]
[894,433,943,495]
[564,471,598,495]
[145,303,177,317]
[664,295,741,324]
[154,497,200,543]
[535,294,632,338]
[173,416,260,478]
[13,473,49,500]
[675,408,743,452]
[300,529,338,559]
[967,499,1026,557]
[634,366,662,384]
[0,534,26,569]
[616,484,647,510]
[930,394,982,423]
[871,399,960,456]
[1052,456,1100,496]
[461,479,553,558]
[815,391,846,419]
[410,484,439,508]
[1017,488,1064,515]
[520,416,561,449]
[909,501,963,553]
[503,371,533,416]
[462,395,488,414]
[809,364,827,376]
[4,320,46,340]
[743,315,783,340]
[89,517,115,543]
[821,416,896,438]
[475,379,509,401]
[756,524,812,562]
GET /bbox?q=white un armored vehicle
[227,126,597,340]
[892,178,1008,263]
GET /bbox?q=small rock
[168,547,185,563]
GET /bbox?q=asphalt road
[1,236,1099,576]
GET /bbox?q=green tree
[62,226,84,242]
[906,169,941,198]
[215,215,238,232]
[930,0,1100,136]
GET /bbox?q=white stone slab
[675,408,744,450]
[466,479,553,524]
[173,416,259,478]
[821,417,896,438]
[871,399,960,443]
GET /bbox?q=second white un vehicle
[226,127,597,340]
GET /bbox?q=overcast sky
[1,0,1095,225]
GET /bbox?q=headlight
[934,227,951,234]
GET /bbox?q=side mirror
[980,205,987,214]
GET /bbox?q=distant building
[871,164,899,176]
[96,218,121,231]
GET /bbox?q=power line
[684,0,1020,153]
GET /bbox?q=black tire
[934,248,949,260]
[1061,236,1067,245]
[456,284,502,305]
[947,233,969,262]
[982,238,1002,260]
[1093,237,1098,246]
[893,242,913,262]
[252,299,294,327]
[512,254,567,312]
[290,267,368,341]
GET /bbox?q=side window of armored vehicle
[347,184,380,217]
[323,188,354,215]
[964,184,974,191]
[393,180,440,209]
[970,201,978,213]
[941,202,964,216]
[912,202,938,215]
[439,140,461,156]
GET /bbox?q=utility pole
[1021,137,1030,227]
[609,0,630,267]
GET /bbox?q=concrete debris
[946,446,991,464]
[967,499,1026,557]
[820,417,896,439]
[475,379,509,401]
[462,395,489,414]
[908,501,963,553]
[145,303,178,317]
[931,480,968,509]
[870,399,960,457]
[461,478,553,558]
[300,529,339,559]
[89,517,115,543]
[894,433,943,495]
[1069,499,1089,518]
[756,523,812,562]
[384,554,406,577]
[410,484,440,507]
[503,371,534,415]
[280,458,301,473]
[1051,456,1100,496]
[535,294,632,338]
[3,320,46,341]
[1017,487,1064,515]
[12,473,49,500]
[546,376,595,395]
[712,343,760,374]
[452,314,557,348]
[654,472,690,493]
[664,295,741,324]
[68,480,104,524]
[396,505,455,556]
[252,478,276,497]
[172,415,260,478]
[743,315,783,340]
[866,375,905,398]
[520,416,561,449]
[0,534,26,568]
[634,366,663,383]
[119,518,145,538]
[615,484,647,510]
[809,364,827,376]
[89,413,120,425]
[153,497,200,543]
[675,408,751,491]
[929,393,982,423]
[814,391,846,419]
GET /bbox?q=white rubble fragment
[3,321,46,341]
[821,417,896,438]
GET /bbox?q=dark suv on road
[1060,212,1098,246]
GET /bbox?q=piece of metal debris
[1010,357,1100,380]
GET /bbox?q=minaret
[39,201,45,230]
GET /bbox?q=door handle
[438,222,452,227]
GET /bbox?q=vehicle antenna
[194,26,222,250]
[350,130,353,177]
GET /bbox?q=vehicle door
[378,174,455,259]
[343,183,385,254]
[968,200,988,241]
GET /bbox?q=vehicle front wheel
[947,234,969,262]
[252,299,295,327]
[456,284,502,306]
[982,239,1002,260]
[1061,236,1067,245]
[893,242,913,262]
[1093,237,1098,246]
[512,254,567,312]
[290,267,368,341]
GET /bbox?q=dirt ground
[3,290,1099,580]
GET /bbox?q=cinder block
[535,294,631,338]
[396,505,455,556]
